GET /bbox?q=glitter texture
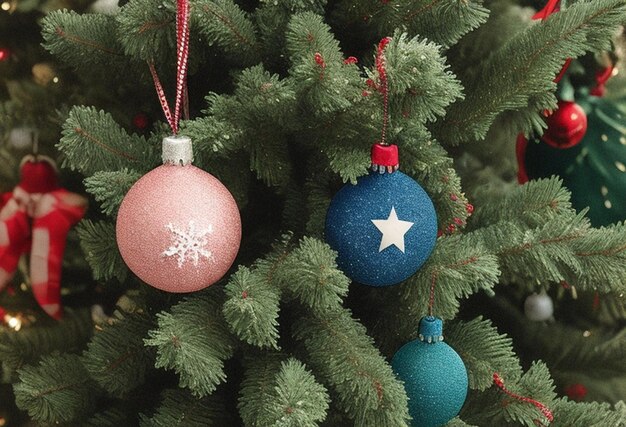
[116,164,241,293]
[391,317,468,427]
[324,171,437,287]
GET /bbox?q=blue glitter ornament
[391,316,468,427]
[324,144,437,287]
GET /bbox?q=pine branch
[446,317,522,391]
[479,212,590,286]
[193,0,261,65]
[222,266,281,349]
[58,106,158,176]
[85,407,135,427]
[463,362,557,427]
[285,12,363,115]
[445,419,478,427]
[274,237,350,314]
[180,116,244,158]
[0,309,93,377]
[326,145,372,184]
[209,65,297,188]
[437,0,626,143]
[376,31,463,125]
[303,173,333,237]
[116,0,176,62]
[293,308,410,427]
[14,353,99,424]
[568,223,626,293]
[472,177,575,230]
[401,0,490,48]
[77,220,128,283]
[139,388,231,426]
[238,354,283,427]
[223,235,348,347]
[399,124,470,230]
[41,11,126,73]
[82,313,155,398]
[84,169,142,217]
[239,355,330,427]
[144,291,236,397]
[551,398,626,427]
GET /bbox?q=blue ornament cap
[418,316,444,343]
[324,171,437,287]
[391,316,468,427]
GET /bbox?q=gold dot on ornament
[571,113,578,120]
[0,417,5,426]
[616,161,626,172]
[605,200,612,209]
[601,134,609,142]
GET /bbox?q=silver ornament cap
[162,135,193,166]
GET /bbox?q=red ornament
[590,66,615,97]
[564,383,587,401]
[0,47,10,62]
[0,156,87,319]
[132,112,150,131]
[542,101,588,149]
[116,136,241,293]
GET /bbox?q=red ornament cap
[371,143,399,173]
[542,101,588,149]
[18,156,59,194]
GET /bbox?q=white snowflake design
[162,220,214,268]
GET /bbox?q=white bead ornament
[524,292,554,321]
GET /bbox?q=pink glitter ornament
[116,136,241,292]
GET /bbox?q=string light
[52,76,59,83]
[5,314,22,331]
[0,2,10,10]
[0,416,6,426]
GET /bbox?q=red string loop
[375,37,392,146]
[149,0,191,134]
[493,373,554,424]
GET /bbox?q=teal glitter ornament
[518,94,626,226]
[391,316,468,427]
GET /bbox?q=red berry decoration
[564,383,587,401]
[542,101,588,149]
[132,112,150,131]
[0,47,11,61]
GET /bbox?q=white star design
[371,207,414,253]
[163,220,214,268]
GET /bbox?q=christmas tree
[2,0,626,426]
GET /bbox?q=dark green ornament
[522,95,626,227]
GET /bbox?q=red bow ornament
[0,156,87,320]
